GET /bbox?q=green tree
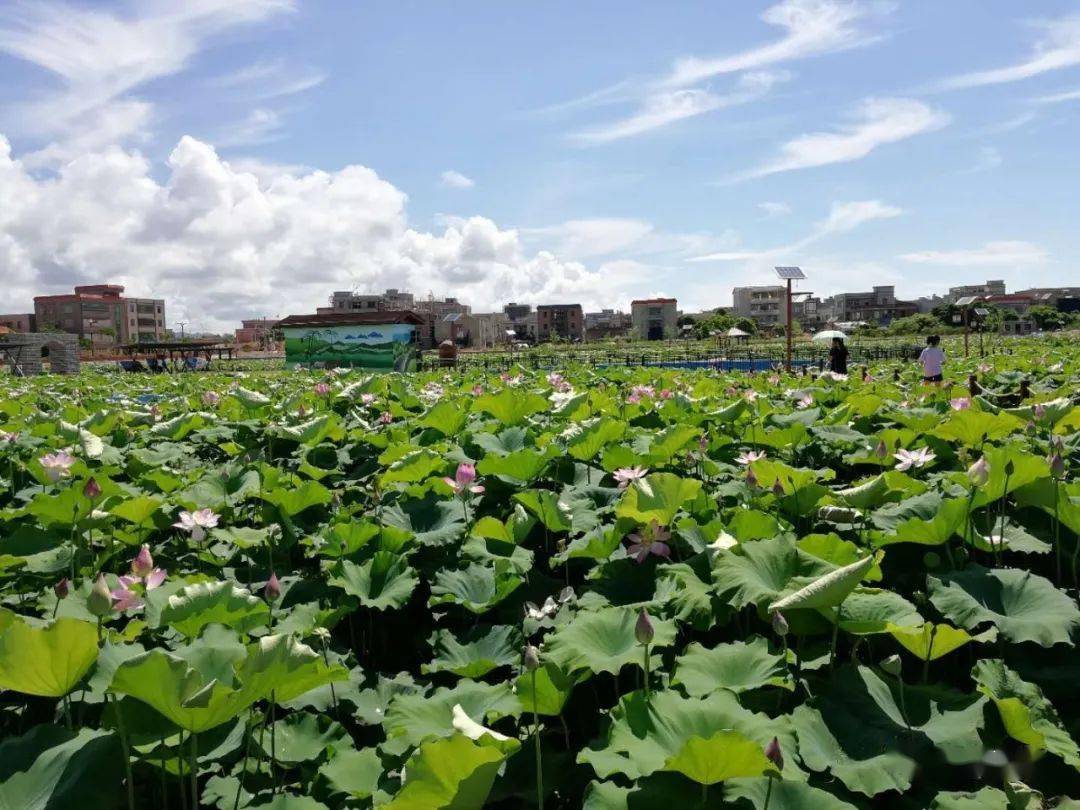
[1026,305,1068,330]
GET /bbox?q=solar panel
[774,266,806,280]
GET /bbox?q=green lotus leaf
[382,495,466,547]
[887,622,996,661]
[821,587,921,635]
[724,778,859,810]
[928,565,1080,647]
[972,659,1080,770]
[641,424,700,465]
[672,636,791,697]
[578,689,797,782]
[662,730,772,785]
[109,494,164,526]
[474,389,550,426]
[653,561,719,631]
[566,418,627,462]
[274,414,345,446]
[317,747,384,800]
[835,474,893,510]
[260,479,332,517]
[513,489,573,533]
[0,726,123,810]
[932,409,1022,446]
[471,426,527,456]
[230,387,271,408]
[418,400,471,436]
[423,625,519,678]
[544,606,675,676]
[477,449,552,484]
[259,711,350,764]
[969,446,1051,508]
[769,554,875,613]
[383,680,519,749]
[797,533,882,581]
[0,610,99,697]
[711,537,831,610]
[869,493,967,546]
[109,634,346,733]
[380,450,445,486]
[385,733,506,810]
[428,564,522,614]
[327,552,418,611]
[515,661,576,716]
[615,473,702,526]
[930,787,1010,809]
[157,581,270,638]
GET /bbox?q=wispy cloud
[899,241,1046,266]
[733,97,948,181]
[216,108,284,147]
[440,170,475,189]
[758,201,793,217]
[0,0,294,159]
[1032,86,1080,104]
[936,14,1080,91]
[963,146,1002,174]
[664,0,885,87]
[692,199,901,261]
[571,71,788,144]
[211,58,325,99]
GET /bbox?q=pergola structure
[120,340,234,366]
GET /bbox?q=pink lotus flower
[314,382,331,396]
[1033,403,1046,421]
[54,578,70,600]
[659,389,673,400]
[361,393,376,405]
[40,449,76,481]
[767,375,781,385]
[744,390,759,402]
[978,363,992,373]
[444,462,484,496]
[0,431,18,442]
[626,392,641,405]
[613,466,648,489]
[471,385,484,396]
[83,477,102,499]
[265,572,282,603]
[202,391,220,406]
[631,385,656,400]
[378,411,393,425]
[736,450,766,466]
[967,456,990,487]
[894,447,936,471]
[765,737,784,771]
[172,508,219,542]
[625,520,672,563]
[796,393,814,409]
[949,397,971,411]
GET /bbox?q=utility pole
[775,266,806,373]
[178,321,187,340]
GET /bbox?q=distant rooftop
[277,310,426,328]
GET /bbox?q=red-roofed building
[631,297,678,340]
[34,284,165,346]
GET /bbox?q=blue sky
[0,1,1077,329]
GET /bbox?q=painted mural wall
[282,324,418,371]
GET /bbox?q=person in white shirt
[919,335,945,386]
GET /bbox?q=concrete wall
[2,333,81,375]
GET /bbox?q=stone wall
[0,333,81,375]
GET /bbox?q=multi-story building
[584,309,631,340]
[33,284,165,345]
[948,280,1006,301]
[630,298,678,341]
[504,302,532,321]
[234,318,279,346]
[0,313,35,333]
[458,312,511,348]
[824,285,917,325]
[536,304,584,342]
[732,286,788,327]
[1015,287,1080,311]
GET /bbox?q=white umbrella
[812,330,847,342]
[725,327,750,337]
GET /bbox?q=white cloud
[210,59,326,99]
[0,134,630,330]
[899,241,1047,266]
[571,71,789,144]
[1032,87,1080,104]
[737,97,948,180]
[758,201,792,217]
[937,15,1080,91]
[664,0,883,87]
[692,199,901,261]
[0,0,294,162]
[440,170,475,189]
[964,146,1002,174]
[522,219,654,258]
[215,109,284,148]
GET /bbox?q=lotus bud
[746,467,759,489]
[771,478,785,498]
[881,654,902,677]
[83,477,102,499]
[1048,453,1065,479]
[874,439,888,459]
[264,572,282,603]
[1004,459,1015,477]
[131,545,154,577]
[54,577,70,600]
[771,610,789,637]
[764,737,783,771]
[87,574,113,617]
[523,644,541,672]
[635,608,655,645]
[967,456,990,488]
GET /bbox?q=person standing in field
[919,335,945,386]
[828,337,849,375]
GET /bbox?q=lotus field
[1,343,1078,810]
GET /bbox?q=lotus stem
[190,730,198,810]
[1052,478,1061,583]
[160,734,169,810]
[178,729,187,810]
[829,602,843,671]
[922,626,937,683]
[232,711,255,810]
[532,669,543,810]
[111,693,136,810]
[643,642,651,698]
[763,775,774,810]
